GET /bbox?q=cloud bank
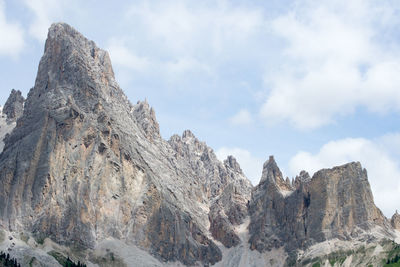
[0,0,24,58]
[261,0,400,129]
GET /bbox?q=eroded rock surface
[249,157,390,253]
[391,211,400,230]
[0,22,398,267]
[0,23,253,266]
[3,89,25,122]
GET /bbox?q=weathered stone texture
[3,89,25,122]
[249,157,389,253]
[0,23,253,266]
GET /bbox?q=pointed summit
[259,155,292,191]
[260,155,281,183]
[3,89,24,122]
[391,211,400,230]
[31,22,118,108]
[224,155,243,174]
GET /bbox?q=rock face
[208,156,252,248]
[0,23,252,266]
[0,22,398,267]
[0,90,25,153]
[168,132,252,248]
[391,211,400,230]
[3,89,25,122]
[249,156,390,254]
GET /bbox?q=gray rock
[3,89,25,122]
[0,22,398,267]
[0,22,254,266]
[391,211,400,230]
[249,158,391,254]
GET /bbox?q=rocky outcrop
[3,89,25,122]
[249,157,390,254]
[0,22,398,267]
[391,211,400,230]
[0,22,254,266]
[0,90,25,153]
[168,132,253,248]
[208,156,252,248]
[132,100,160,141]
[168,131,252,201]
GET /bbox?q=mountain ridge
[0,22,399,267]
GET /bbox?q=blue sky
[1,0,400,216]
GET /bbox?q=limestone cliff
[0,90,25,153]
[392,211,400,230]
[249,156,391,255]
[0,23,252,266]
[3,89,25,122]
[0,22,398,267]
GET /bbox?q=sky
[1,0,400,217]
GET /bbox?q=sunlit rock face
[0,22,398,267]
[0,23,254,266]
[249,157,390,253]
[0,90,25,153]
[392,212,400,230]
[3,89,25,122]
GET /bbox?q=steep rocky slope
[0,90,25,153]
[248,156,394,264]
[0,23,252,266]
[0,23,399,267]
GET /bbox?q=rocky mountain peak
[249,160,390,254]
[260,156,280,181]
[28,22,120,111]
[392,211,400,230]
[293,170,311,188]
[132,100,160,140]
[169,129,211,159]
[182,129,195,139]
[0,22,233,266]
[260,155,292,191]
[1,22,399,267]
[3,89,25,122]
[224,155,243,174]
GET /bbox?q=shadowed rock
[0,22,254,266]
[249,158,390,253]
[3,89,25,122]
[391,211,400,230]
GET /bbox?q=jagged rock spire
[260,155,281,183]
[3,89,24,122]
[224,155,243,174]
[260,155,292,191]
[132,100,160,140]
[392,211,400,230]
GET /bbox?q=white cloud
[216,147,264,185]
[289,136,400,217]
[107,38,211,84]
[23,0,67,41]
[107,0,266,84]
[261,0,400,129]
[107,38,151,71]
[0,0,24,58]
[126,1,264,55]
[229,109,253,126]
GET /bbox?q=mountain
[0,90,24,152]
[0,23,399,267]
